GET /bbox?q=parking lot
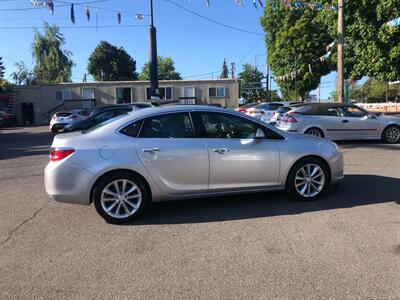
[0,126,399,299]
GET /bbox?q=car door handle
[213,148,229,154]
[342,120,350,123]
[142,147,160,154]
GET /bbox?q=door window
[140,113,195,138]
[198,112,258,139]
[338,106,367,118]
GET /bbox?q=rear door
[193,112,280,191]
[136,112,209,195]
[318,107,346,139]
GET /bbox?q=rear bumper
[50,123,68,130]
[45,160,95,205]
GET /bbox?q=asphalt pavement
[0,126,399,299]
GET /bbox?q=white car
[276,103,400,143]
[50,109,88,133]
[248,102,302,122]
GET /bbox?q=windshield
[82,114,128,134]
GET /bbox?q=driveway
[0,126,399,299]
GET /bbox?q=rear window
[276,107,291,113]
[82,114,127,134]
[256,103,283,111]
[55,112,72,117]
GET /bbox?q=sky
[0,0,337,99]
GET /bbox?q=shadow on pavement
[131,174,400,225]
[0,130,54,160]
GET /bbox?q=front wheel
[286,158,329,201]
[93,172,149,224]
[382,125,400,144]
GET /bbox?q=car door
[337,106,379,139]
[136,112,209,195]
[193,111,280,191]
[318,107,345,139]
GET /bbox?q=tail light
[281,114,297,123]
[50,148,75,161]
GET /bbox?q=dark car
[63,105,134,132]
[0,111,17,127]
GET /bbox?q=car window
[140,113,195,138]
[114,108,131,117]
[338,106,367,118]
[256,103,283,111]
[198,112,258,139]
[120,120,143,138]
[94,110,114,123]
[322,107,341,117]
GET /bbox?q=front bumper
[329,151,344,185]
[45,159,95,205]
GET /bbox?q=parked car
[50,109,89,133]
[45,105,344,224]
[275,103,400,143]
[248,102,303,121]
[266,105,297,125]
[0,110,17,127]
[63,105,133,133]
[235,102,258,113]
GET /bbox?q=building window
[146,87,173,100]
[82,88,94,99]
[183,86,195,98]
[55,90,72,101]
[209,87,225,97]
[116,87,132,103]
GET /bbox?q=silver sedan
[45,105,344,224]
[276,103,400,143]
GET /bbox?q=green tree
[238,63,265,101]
[0,57,5,79]
[261,1,333,100]
[10,61,34,85]
[139,56,182,80]
[220,58,229,79]
[87,41,138,81]
[0,80,13,92]
[32,22,73,83]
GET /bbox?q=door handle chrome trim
[213,148,229,154]
[143,147,160,154]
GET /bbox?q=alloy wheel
[385,126,400,143]
[306,129,322,138]
[100,179,142,219]
[295,164,325,198]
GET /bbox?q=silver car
[276,103,400,143]
[45,105,344,224]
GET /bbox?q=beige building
[11,79,240,125]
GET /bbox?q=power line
[164,0,264,36]
[0,24,147,30]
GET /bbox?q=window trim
[209,86,226,98]
[55,89,72,101]
[183,86,195,98]
[115,86,133,104]
[81,87,95,99]
[146,86,173,100]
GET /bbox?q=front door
[193,112,280,191]
[337,106,380,139]
[137,112,209,195]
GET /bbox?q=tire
[305,127,324,138]
[93,171,150,224]
[286,157,329,201]
[382,125,400,144]
[51,127,59,133]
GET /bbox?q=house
[12,79,240,125]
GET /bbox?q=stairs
[6,93,16,114]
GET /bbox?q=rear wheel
[93,172,149,224]
[382,125,400,144]
[305,127,324,138]
[286,157,329,201]
[51,126,59,133]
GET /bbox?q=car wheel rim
[386,127,400,143]
[307,129,322,137]
[295,164,325,198]
[100,179,142,219]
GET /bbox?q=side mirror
[255,128,266,140]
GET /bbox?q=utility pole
[337,0,345,103]
[265,63,269,102]
[317,83,321,102]
[230,62,235,79]
[149,0,159,100]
